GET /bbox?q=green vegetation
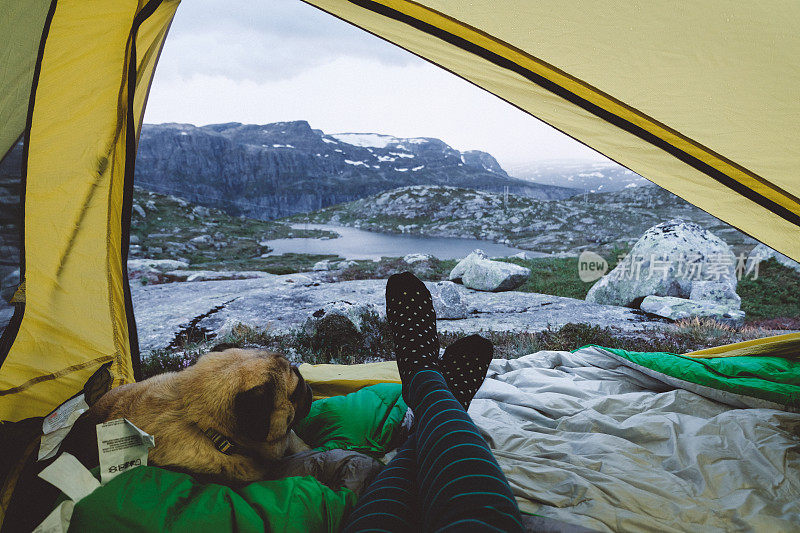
[141,318,772,380]
[189,253,340,275]
[738,259,800,321]
[131,187,336,268]
[497,248,627,300]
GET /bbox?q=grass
[189,253,340,274]
[737,259,800,321]
[497,247,627,300]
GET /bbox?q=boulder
[313,260,332,271]
[301,300,386,361]
[689,280,741,308]
[189,234,212,245]
[640,295,745,326]
[586,220,737,307]
[428,281,469,319]
[128,259,189,272]
[127,259,189,284]
[449,249,530,292]
[745,243,800,274]
[307,301,383,333]
[313,259,356,272]
[403,253,435,277]
[403,253,432,265]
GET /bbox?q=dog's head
[184,345,313,460]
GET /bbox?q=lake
[260,224,549,260]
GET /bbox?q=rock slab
[640,295,745,326]
[131,275,667,353]
[428,281,469,319]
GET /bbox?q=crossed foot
[386,272,493,411]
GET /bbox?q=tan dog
[66,345,312,483]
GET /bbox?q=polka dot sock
[441,334,494,411]
[385,272,440,402]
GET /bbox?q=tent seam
[0,356,114,396]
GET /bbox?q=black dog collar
[202,427,245,456]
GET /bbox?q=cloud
[145,56,605,167]
[146,0,606,165]
[157,0,414,82]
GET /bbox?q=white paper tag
[33,500,74,533]
[96,418,155,484]
[43,394,89,434]
[38,453,100,502]
[39,407,88,461]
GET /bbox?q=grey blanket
[470,349,800,532]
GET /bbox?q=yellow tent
[1,0,798,426]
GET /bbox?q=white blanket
[471,348,800,532]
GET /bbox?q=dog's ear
[233,380,275,442]
[209,343,239,353]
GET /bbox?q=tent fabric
[301,0,800,262]
[297,361,401,400]
[0,0,798,420]
[0,0,180,423]
[473,349,800,532]
[0,0,51,162]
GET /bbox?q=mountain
[134,121,579,220]
[506,159,650,193]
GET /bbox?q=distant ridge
[133,121,579,220]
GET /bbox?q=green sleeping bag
[66,384,408,532]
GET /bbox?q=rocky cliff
[134,121,578,219]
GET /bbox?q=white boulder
[449,249,530,292]
[127,259,190,284]
[307,301,383,333]
[163,270,273,283]
[313,260,332,271]
[586,220,737,307]
[403,253,432,265]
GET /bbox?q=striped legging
[342,370,523,532]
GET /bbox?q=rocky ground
[293,184,757,255]
[1,175,796,357]
[131,271,668,354]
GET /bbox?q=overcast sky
[143,0,606,169]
